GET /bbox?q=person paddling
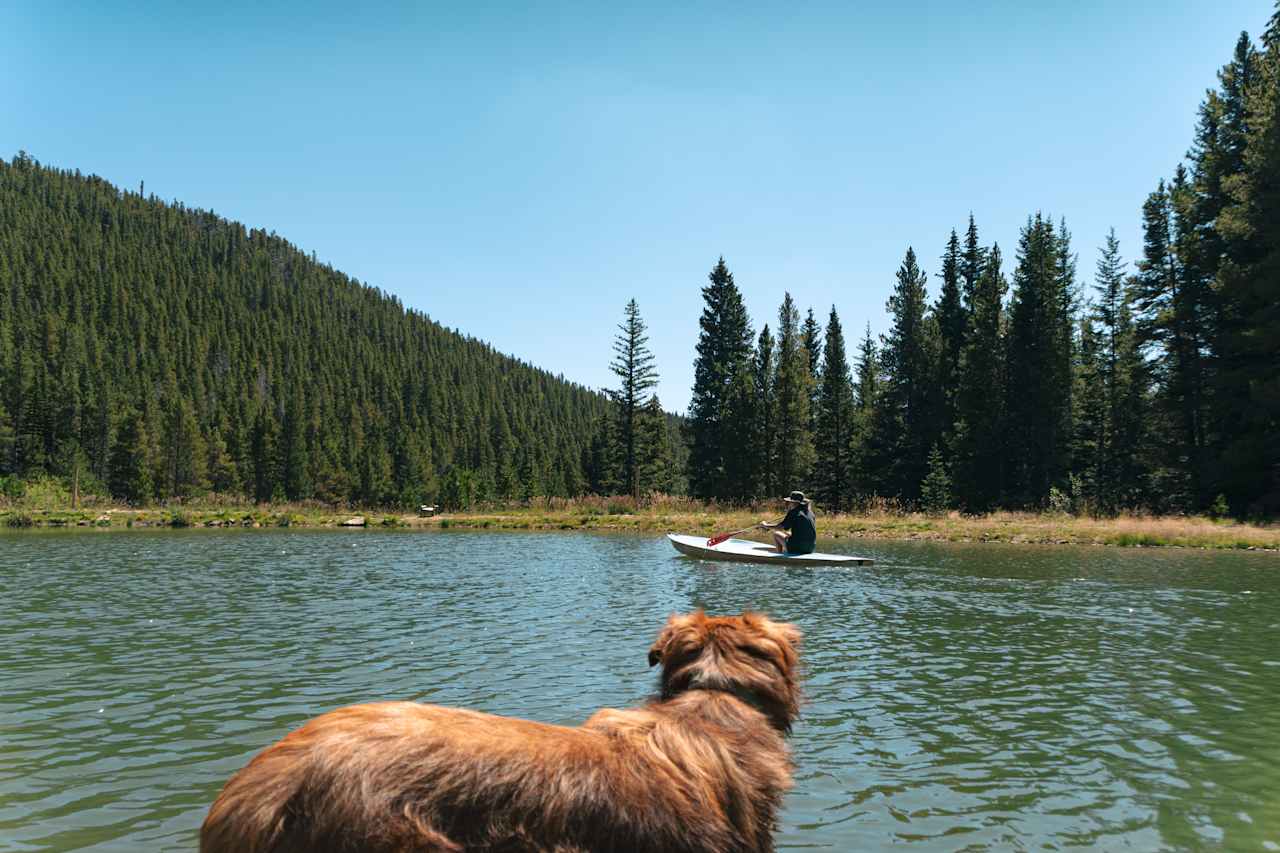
[761,491,816,555]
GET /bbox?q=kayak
[666,533,873,566]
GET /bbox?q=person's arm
[760,515,786,529]
[766,510,796,531]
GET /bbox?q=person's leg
[772,530,788,553]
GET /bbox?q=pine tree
[720,366,759,502]
[0,400,15,477]
[251,407,280,503]
[935,229,966,435]
[689,258,754,500]
[1133,182,1204,510]
[1073,314,1107,512]
[281,388,311,501]
[801,308,823,447]
[1088,231,1149,512]
[1213,17,1280,514]
[636,395,677,495]
[1005,216,1076,508]
[953,244,1007,512]
[162,396,207,498]
[848,324,880,504]
[813,307,854,509]
[870,248,935,503]
[583,415,616,494]
[919,444,953,515]
[960,214,987,310]
[608,299,659,498]
[751,325,778,499]
[108,408,153,505]
[772,294,815,494]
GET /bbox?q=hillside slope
[0,153,611,505]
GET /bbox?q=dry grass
[1,495,1276,551]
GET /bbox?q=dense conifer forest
[2,5,1276,518]
[0,155,617,508]
[688,10,1280,518]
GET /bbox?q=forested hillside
[0,155,611,507]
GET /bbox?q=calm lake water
[1,530,1277,851]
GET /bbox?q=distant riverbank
[2,498,1276,551]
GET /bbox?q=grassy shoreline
[1,498,1276,551]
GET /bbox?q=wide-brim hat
[782,490,807,504]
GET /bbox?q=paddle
[707,523,764,547]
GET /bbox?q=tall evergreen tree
[162,396,207,498]
[751,325,778,499]
[689,258,753,500]
[1133,181,1206,510]
[801,308,823,446]
[953,244,1007,511]
[636,395,679,495]
[608,299,659,498]
[1004,216,1076,507]
[1087,231,1149,512]
[1213,17,1280,513]
[813,307,854,509]
[869,248,935,503]
[935,229,966,435]
[772,294,815,494]
[848,324,880,503]
[960,214,987,310]
[108,408,153,505]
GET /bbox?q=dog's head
[648,611,802,732]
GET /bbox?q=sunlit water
[1,530,1277,851]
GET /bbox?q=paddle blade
[706,532,732,547]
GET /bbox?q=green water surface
[1,531,1276,851]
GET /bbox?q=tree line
[2,4,1276,517]
[684,6,1280,517]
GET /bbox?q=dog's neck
[684,682,774,720]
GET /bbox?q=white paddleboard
[667,533,873,566]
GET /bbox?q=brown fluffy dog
[200,611,802,853]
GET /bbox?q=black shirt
[779,504,816,554]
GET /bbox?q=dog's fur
[200,611,802,853]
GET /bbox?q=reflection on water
[0,531,1277,850]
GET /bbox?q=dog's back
[202,612,802,853]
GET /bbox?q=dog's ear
[648,611,707,667]
[742,612,803,656]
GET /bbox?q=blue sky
[4,1,1273,411]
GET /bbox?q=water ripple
[1,531,1277,851]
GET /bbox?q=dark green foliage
[688,257,753,500]
[848,323,880,502]
[960,214,987,310]
[869,248,936,503]
[952,243,1006,512]
[1004,216,1076,508]
[751,325,778,500]
[919,444,952,514]
[772,293,815,494]
[1211,19,1280,514]
[636,395,684,495]
[813,307,854,509]
[108,408,153,505]
[0,154,609,506]
[1082,232,1149,513]
[1133,179,1207,510]
[935,230,966,434]
[608,299,658,498]
[801,307,823,447]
